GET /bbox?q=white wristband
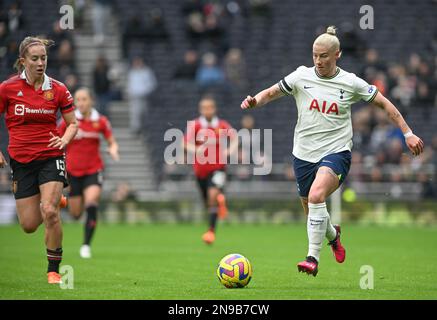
[404,131,413,138]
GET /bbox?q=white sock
[326,216,337,242]
[307,202,329,262]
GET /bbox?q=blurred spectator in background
[5,39,18,68]
[6,1,24,33]
[126,57,157,136]
[0,21,8,60]
[390,75,415,116]
[49,20,74,53]
[184,3,228,54]
[203,13,228,54]
[173,49,199,80]
[196,52,225,89]
[63,73,80,95]
[352,107,372,152]
[417,60,434,84]
[235,114,270,181]
[417,172,435,199]
[93,55,112,117]
[224,48,248,89]
[369,108,391,152]
[144,8,169,43]
[69,0,86,28]
[415,80,435,119]
[372,71,388,95]
[56,39,75,68]
[384,139,404,165]
[369,167,383,182]
[121,14,147,58]
[92,0,112,45]
[360,49,386,80]
[407,53,422,76]
[349,151,365,182]
[186,12,205,46]
[107,61,124,100]
[386,63,405,91]
[53,39,75,81]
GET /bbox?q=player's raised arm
[371,91,424,156]
[241,83,285,109]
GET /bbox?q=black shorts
[10,156,68,200]
[68,171,103,197]
[196,170,226,204]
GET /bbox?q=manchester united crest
[44,90,54,101]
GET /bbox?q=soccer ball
[217,253,253,288]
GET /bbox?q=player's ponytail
[313,25,341,57]
[14,36,55,73]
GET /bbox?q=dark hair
[14,36,55,73]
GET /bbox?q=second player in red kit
[0,36,78,284]
[59,87,119,259]
[184,97,238,245]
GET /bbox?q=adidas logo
[17,91,23,97]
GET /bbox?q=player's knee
[21,221,40,233]
[308,188,326,204]
[41,203,60,227]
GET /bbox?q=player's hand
[241,95,257,109]
[48,132,67,150]
[405,134,424,156]
[0,151,7,168]
[107,144,120,162]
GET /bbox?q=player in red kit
[183,97,238,244]
[0,36,78,284]
[59,87,119,259]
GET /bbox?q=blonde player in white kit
[241,26,424,276]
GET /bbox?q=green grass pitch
[0,223,436,299]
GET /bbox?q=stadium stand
[1,0,436,202]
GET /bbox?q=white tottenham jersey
[278,66,378,163]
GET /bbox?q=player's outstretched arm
[371,92,424,156]
[241,84,285,109]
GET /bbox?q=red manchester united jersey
[0,71,74,163]
[184,116,235,179]
[58,108,113,177]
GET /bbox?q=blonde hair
[314,26,342,57]
[14,36,55,73]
